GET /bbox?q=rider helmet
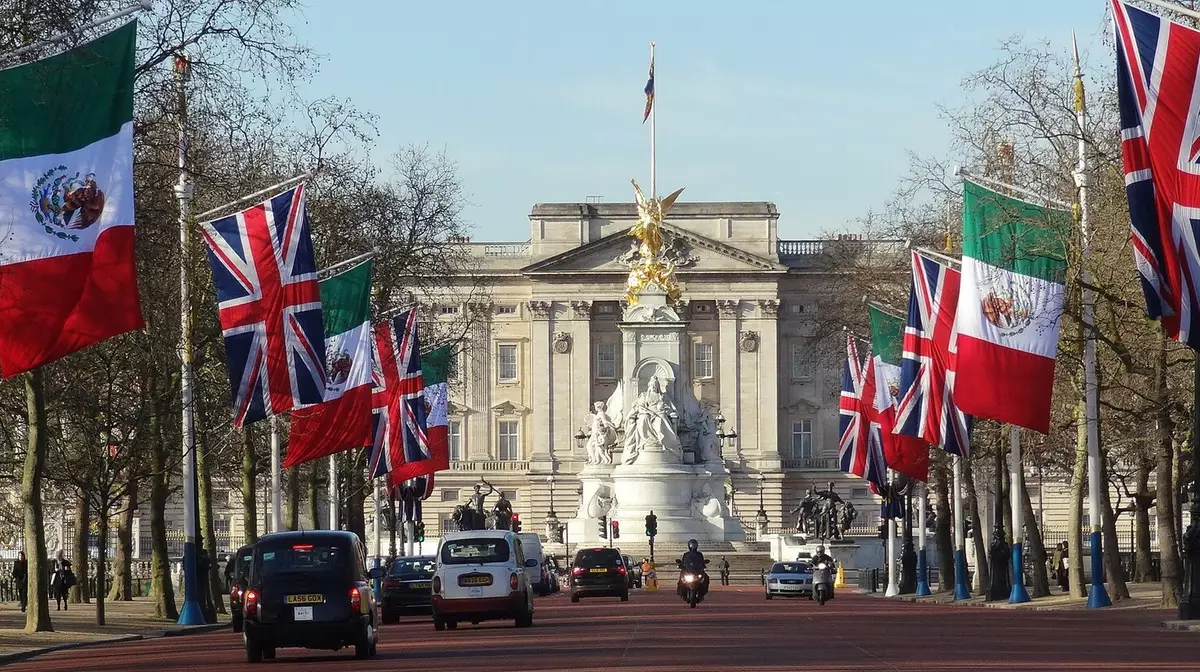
[687,539,698,552]
[816,544,825,554]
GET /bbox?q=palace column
[528,300,554,472]
[716,300,741,462]
[567,301,593,467]
[466,302,494,460]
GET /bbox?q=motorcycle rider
[811,544,834,569]
[678,539,710,598]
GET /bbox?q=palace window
[791,343,814,380]
[449,421,462,461]
[498,421,520,460]
[595,303,616,314]
[596,343,617,380]
[497,344,518,382]
[694,343,714,379]
[501,490,518,502]
[441,489,460,502]
[439,305,459,315]
[791,420,813,459]
[495,305,516,315]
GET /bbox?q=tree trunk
[1156,329,1183,607]
[1020,474,1051,598]
[308,463,321,530]
[961,457,989,594]
[71,488,90,603]
[1099,449,1131,600]
[196,437,225,618]
[1135,460,1154,583]
[94,502,108,625]
[108,474,137,601]
[149,381,178,620]
[348,462,366,541]
[23,370,53,633]
[932,454,955,592]
[242,427,258,544]
[286,465,300,531]
[1069,402,1088,599]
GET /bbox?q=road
[10,587,1200,671]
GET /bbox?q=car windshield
[234,552,253,577]
[390,558,435,577]
[575,549,622,567]
[256,542,345,579]
[440,539,510,565]
[771,562,810,574]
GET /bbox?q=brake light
[618,566,627,575]
[384,580,400,590]
[432,576,442,594]
[244,589,258,617]
[509,573,519,590]
[292,544,313,550]
[350,586,362,612]
[571,567,583,576]
[230,585,241,600]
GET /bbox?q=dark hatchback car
[569,547,629,602]
[381,555,435,623]
[228,544,254,632]
[241,531,383,663]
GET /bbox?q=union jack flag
[367,324,392,479]
[838,335,887,491]
[199,184,325,427]
[894,251,971,456]
[1113,1,1200,349]
[372,309,432,488]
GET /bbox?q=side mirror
[367,567,384,580]
[703,559,711,566]
[674,560,682,567]
[525,559,539,568]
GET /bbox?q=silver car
[765,561,813,599]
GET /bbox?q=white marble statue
[586,485,617,518]
[692,405,721,463]
[622,374,681,464]
[585,385,623,466]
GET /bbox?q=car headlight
[817,563,828,570]
[682,574,696,582]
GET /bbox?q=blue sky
[291,0,1113,242]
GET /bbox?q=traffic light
[611,520,620,539]
[415,521,426,543]
[512,513,522,533]
[645,512,657,538]
[598,515,608,539]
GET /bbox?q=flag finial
[1072,31,1084,115]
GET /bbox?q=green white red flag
[954,180,1070,434]
[420,345,455,475]
[868,304,929,482]
[0,22,143,377]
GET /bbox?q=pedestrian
[12,551,28,612]
[718,556,730,586]
[51,558,74,611]
[1056,541,1070,593]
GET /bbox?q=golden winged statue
[627,180,685,304]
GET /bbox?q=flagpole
[913,247,961,269]
[954,167,1072,211]
[885,470,900,597]
[371,478,382,599]
[649,41,656,199]
[1073,32,1111,609]
[952,456,970,599]
[173,51,204,627]
[329,455,339,529]
[270,416,282,533]
[1008,426,1031,602]
[0,0,150,63]
[1141,0,1200,21]
[194,173,311,222]
[916,482,931,596]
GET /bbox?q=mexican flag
[0,22,143,377]
[285,260,374,467]
[420,345,455,474]
[954,180,1070,434]
[868,304,929,482]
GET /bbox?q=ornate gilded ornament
[552,331,571,354]
[739,331,759,352]
[627,179,685,304]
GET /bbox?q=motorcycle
[812,560,833,606]
[675,558,710,608]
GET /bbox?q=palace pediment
[521,225,786,276]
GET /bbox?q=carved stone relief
[716,300,739,318]
[552,331,571,354]
[739,330,759,352]
[757,299,780,318]
[527,300,552,319]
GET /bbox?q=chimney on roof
[449,235,471,243]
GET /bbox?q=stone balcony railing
[450,460,531,473]
[781,457,836,471]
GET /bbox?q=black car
[228,544,254,633]
[242,531,383,663]
[569,547,629,602]
[381,555,435,623]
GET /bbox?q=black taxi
[381,555,436,623]
[242,530,383,663]
[228,544,254,633]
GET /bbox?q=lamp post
[754,473,768,537]
[545,475,560,544]
[900,482,917,594]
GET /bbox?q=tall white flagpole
[270,417,282,533]
[1009,427,1030,602]
[649,41,656,199]
[916,482,931,595]
[953,456,970,599]
[174,51,204,626]
[329,455,339,529]
[1073,32,1111,609]
[885,471,900,597]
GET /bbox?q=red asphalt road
[9,587,1200,672]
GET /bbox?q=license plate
[589,568,607,573]
[459,575,492,586]
[468,587,483,597]
[286,594,325,604]
[293,606,313,621]
[411,582,431,589]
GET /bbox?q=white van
[516,533,550,595]
[431,530,534,630]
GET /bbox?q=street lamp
[545,475,560,543]
[754,473,768,535]
[547,475,557,515]
[574,429,587,450]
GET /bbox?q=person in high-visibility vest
[641,558,657,590]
